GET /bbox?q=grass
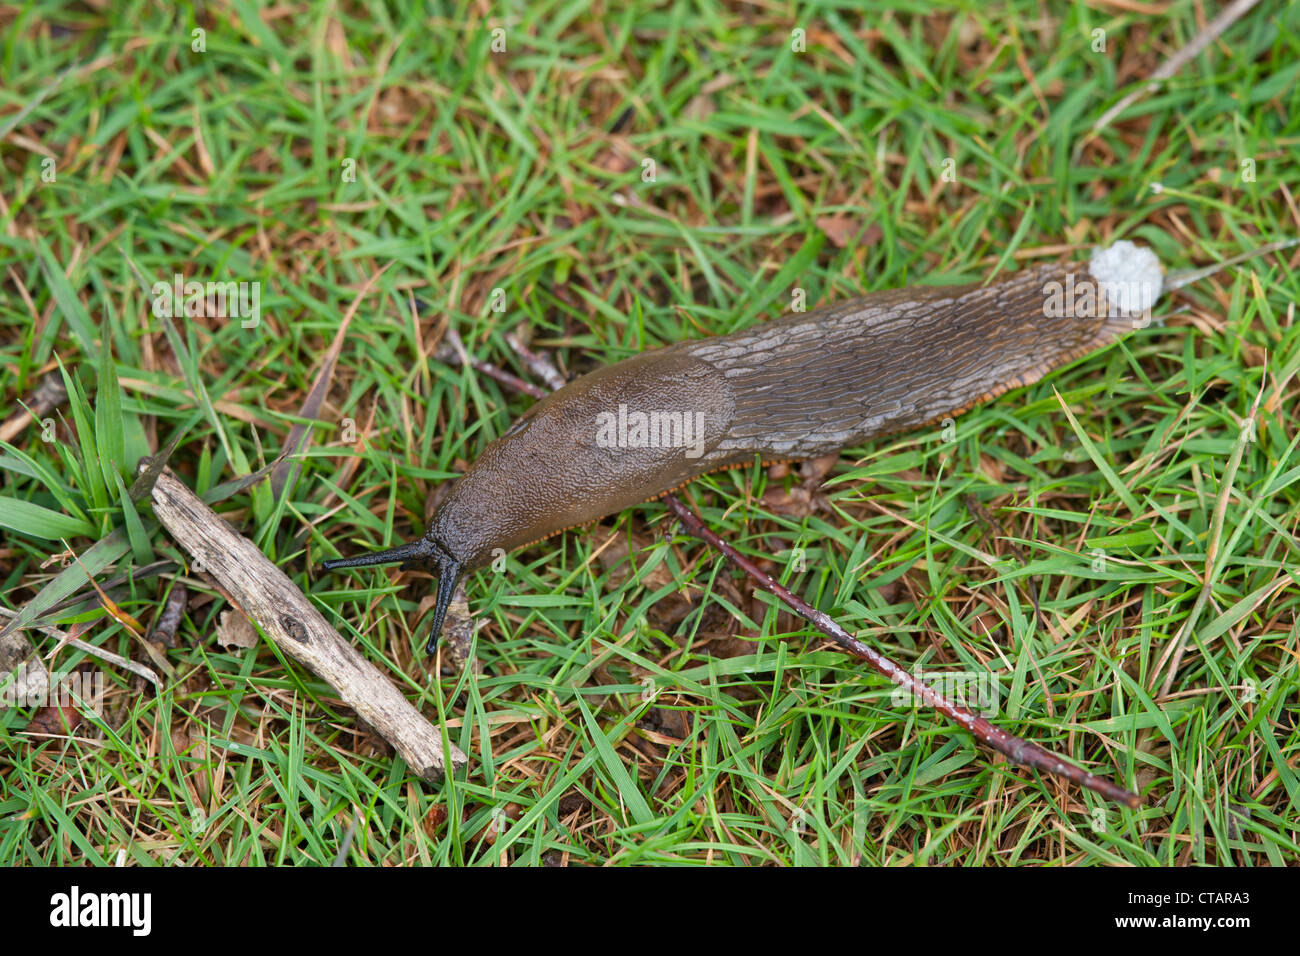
[0,0,1297,866]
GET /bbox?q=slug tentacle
[322,536,463,651]
[320,540,431,570]
[426,559,463,653]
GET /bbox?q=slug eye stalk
[320,537,462,653]
[320,541,428,571]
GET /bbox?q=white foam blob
[1089,240,1163,316]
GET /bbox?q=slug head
[425,346,736,571]
[324,346,735,653]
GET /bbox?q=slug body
[324,242,1164,648]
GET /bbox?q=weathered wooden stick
[149,468,466,780]
[0,369,68,444]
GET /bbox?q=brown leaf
[594,527,693,627]
[703,633,756,660]
[558,791,588,817]
[423,803,448,837]
[24,700,82,736]
[644,705,690,741]
[593,527,652,588]
[977,453,1007,484]
[216,609,259,650]
[816,217,882,250]
[761,484,816,517]
[816,215,858,248]
[799,453,840,483]
[595,136,637,175]
[482,803,523,844]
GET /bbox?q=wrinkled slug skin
[429,261,1129,571]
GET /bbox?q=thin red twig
[437,328,548,399]
[662,494,1140,807]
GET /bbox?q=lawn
[0,0,1297,865]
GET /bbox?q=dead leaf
[423,803,448,837]
[817,217,882,250]
[816,215,858,248]
[761,484,816,517]
[24,696,83,736]
[799,453,840,483]
[216,610,259,650]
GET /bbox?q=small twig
[69,545,175,680]
[663,494,1139,807]
[437,328,547,399]
[0,370,68,445]
[1085,0,1262,142]
[1,609,155,704]
[505,331,567,392]
[62,636,161,690]
[150,468,466,780]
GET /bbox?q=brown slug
[322,240,1177,649]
